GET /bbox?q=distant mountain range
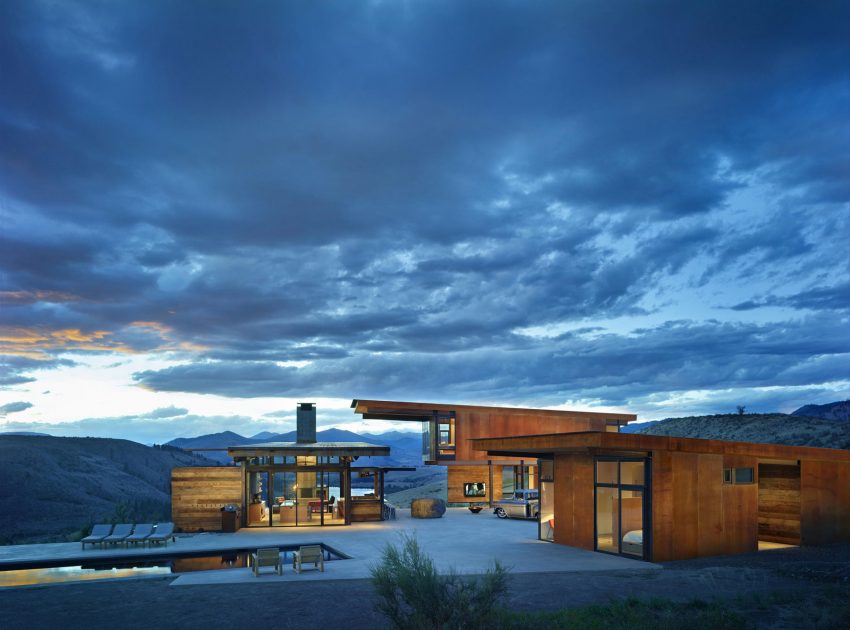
[166,428,423,468]
[0,436,216,544]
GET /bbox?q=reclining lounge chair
[103,523,133,546]
[81,524,113,549]
[125,523,154,546]
[146,522,175,546]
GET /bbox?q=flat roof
[470,431,850,463]
[227,441,390,459]
[351,399,637,422]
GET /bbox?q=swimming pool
[0,543,348,588]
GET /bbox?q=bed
[622,529,643,556]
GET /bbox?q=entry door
[594,458,649,559]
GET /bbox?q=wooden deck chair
[292,545,324,574]
[252,548,282,576]
[81,524,113,549]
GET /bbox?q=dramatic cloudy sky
[1,1,848,443]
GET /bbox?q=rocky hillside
[792,400,850,421]
[0,436,217,544]
[637,413,850,450]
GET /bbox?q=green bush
[370,533,509,629]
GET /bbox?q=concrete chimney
[296,402,316,443]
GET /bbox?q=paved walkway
[0,508,655,587]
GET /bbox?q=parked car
[492,489,539,519]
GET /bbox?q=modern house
[350,399,637,503]
[172,398,850,564]
[172,403,408,531]
[471,431,850,561]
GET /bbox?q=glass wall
[594,458,648,559]
[245,458,350,527]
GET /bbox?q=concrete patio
[0,508,659,587]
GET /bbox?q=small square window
[734,468,754,484]
[723,468,732,484]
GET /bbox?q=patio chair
[146,522,175,546]
[103,523,133,546]
[125,523,154,546]
[81,523,113,549]
[252,547,282,576]
[292,545,324,574]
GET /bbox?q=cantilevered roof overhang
[227,441,390,461]
[471,431,850,463]
[351,399,637,423]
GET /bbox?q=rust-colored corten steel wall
[351,400,636,464]
[456,409,610,462]
[651,451,758,562]
[447,464,504,503]
[172,466,242,532]
[552,454,595,550]
[800,460,850,545]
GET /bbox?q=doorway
[757,463,801,546]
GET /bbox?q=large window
[421,412,456,461]
[594,457,649,559]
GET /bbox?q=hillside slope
[792,400,850,421]
[0,436,216,544]
[637,413,850,450]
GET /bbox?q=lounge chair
[81,524,113,549]
[252,547,282,576]
[103,523,133,546]
[125,523,154,546]
[146,522,175,546]
[292,545,324,574]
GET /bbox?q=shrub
[370,532,509,629]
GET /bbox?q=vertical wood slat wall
[172,467,242,532]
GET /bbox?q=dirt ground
[2,543,849,629]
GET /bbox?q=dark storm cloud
[0,401,33,416]
[2,1,848,412]
[730,282,850,312]
[134,315,850,404]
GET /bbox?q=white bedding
[622,529,643,544]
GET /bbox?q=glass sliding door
[272,471,297,527]
[594,457,649,559]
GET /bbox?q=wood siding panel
[800,460,850,545]
[171,466,242,532]
[447,464,502,503]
